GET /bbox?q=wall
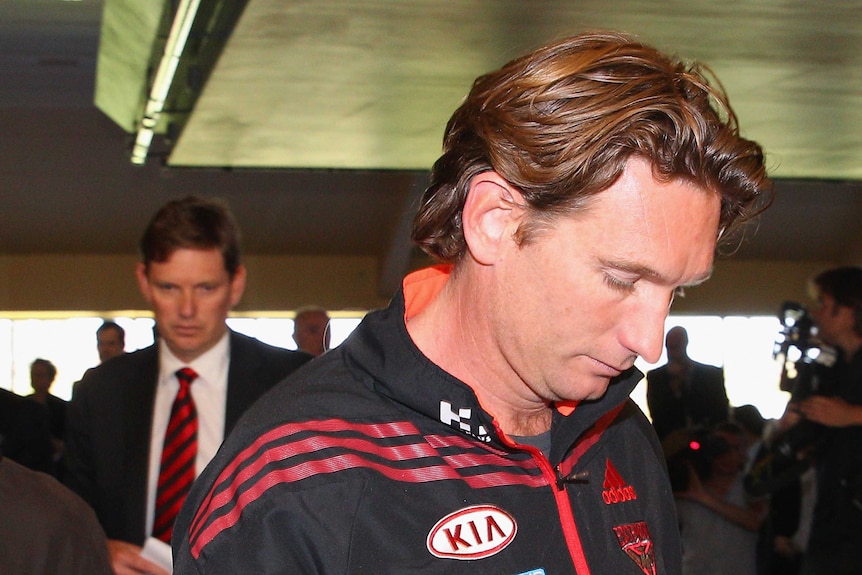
[0,254,392,315]
[673,258,837,316]
[0,254,838,316]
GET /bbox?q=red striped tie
[153,367,198,543]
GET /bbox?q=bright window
[1,314,790,420]
[632,316,789,420]
[1,315,362,400]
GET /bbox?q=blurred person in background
[292,305,331,357]
[26,358,66,477]
[97,321,126,363]
[647,326,730,442]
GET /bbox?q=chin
[582,378,614,401]
[554,378,611,403]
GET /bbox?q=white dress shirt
[145,332,229,536]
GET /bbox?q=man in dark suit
[646,325,730,441]
[65,196,311,575]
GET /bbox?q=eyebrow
[600,258,713,287]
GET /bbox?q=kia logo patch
[426,505,517,560]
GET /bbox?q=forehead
[98,327,122,340]
[562,158,720,285]
[147,248,229,278]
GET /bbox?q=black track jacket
[174,266,682,575]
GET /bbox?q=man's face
[293,311,330,356]
[664,328,689,363]
[488,158,720,402]
[809,292,853,348]
[97,327,125,362]
[136,248,246,363]
[30,364,54,393]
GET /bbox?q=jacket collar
[345,266,641,463]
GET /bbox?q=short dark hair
[812,266,862,336]
[97,320,125,345]
[139,196,242,276]
[412,31,772,263]
[30,358,57,380]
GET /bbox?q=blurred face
[809,292,853,348]
[30,363,54,393]
[136,248,246,363]
[293,311,330,356]
[712,431,744,474]
[664,327,689,363]
[489,158,720,402]
[97,327,125,362]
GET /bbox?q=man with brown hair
[96,320,126,363]
[174,32,771,574]
[65,196,311,574]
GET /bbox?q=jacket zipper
[545,455,592,575]
[496,424,592,574]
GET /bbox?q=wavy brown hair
[412,31,772,262]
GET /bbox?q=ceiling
[2,0,862,289]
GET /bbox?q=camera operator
[783,266,862,575]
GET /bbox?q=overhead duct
[94,0,248,165]
[130,0,202,165]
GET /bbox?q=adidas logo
[602,459,637,504]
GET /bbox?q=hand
[797,396,862,427]
[778,402,802,431]
[107,539,171,575]
[773,535,800,558]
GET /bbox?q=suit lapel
[121,345,159,541]
[225,331,262,433]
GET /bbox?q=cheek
[150,297,177,320]
[207,294,234,320]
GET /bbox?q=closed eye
[604,274,637,294]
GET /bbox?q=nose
[619,293,671,364]
[179,291,196,318]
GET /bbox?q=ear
[135,263,153,304]
[229,264,247,307]
[462,172,525,265]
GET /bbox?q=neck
[406,270,552,437]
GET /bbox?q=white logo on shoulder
[426,505,517,560]
[439,400,491,442]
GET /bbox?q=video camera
[773,301,823,398]
[745,302,831,496]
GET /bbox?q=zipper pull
[555,466,590,488]
[564,469,591,484]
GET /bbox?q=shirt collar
[158,330,230,386]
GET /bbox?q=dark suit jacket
[0,388,53,473]
[645,360,729,441]
[63,330,311,545]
